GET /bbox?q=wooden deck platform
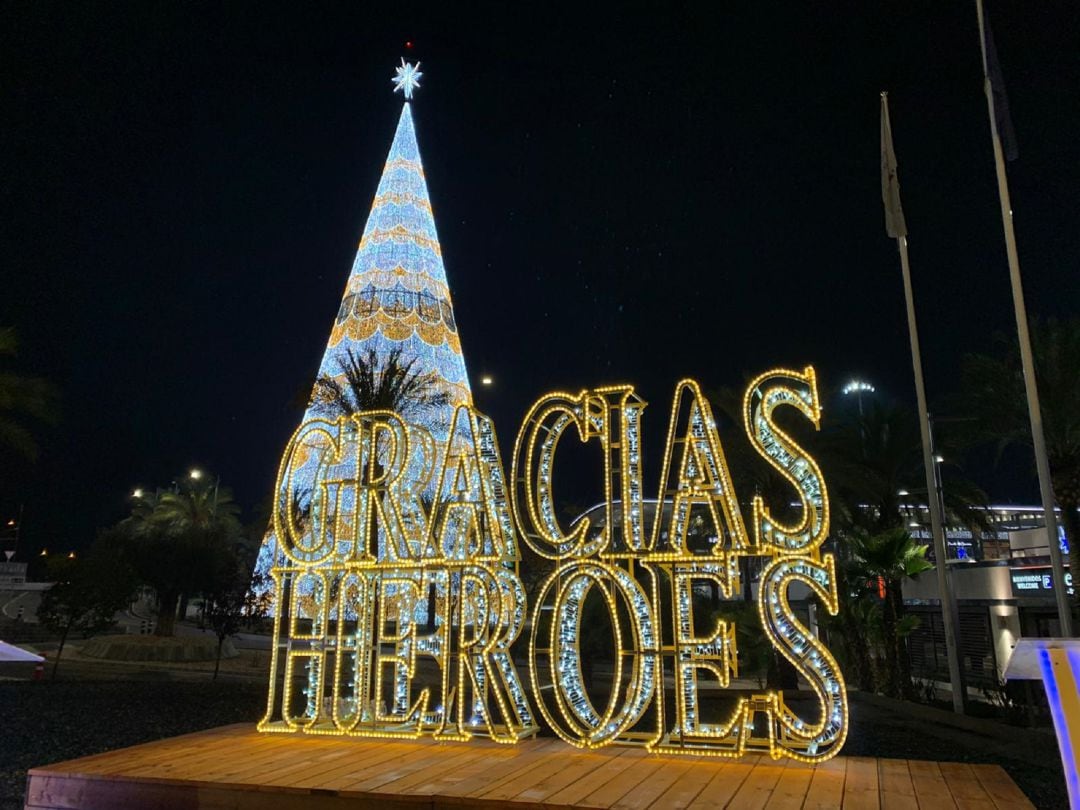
[24,724,1035,809]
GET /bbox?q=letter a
[652,380,748,557]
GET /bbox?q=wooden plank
[766,761,815,810]
[686,757,760,810]
[539,746,647,807]
[340,742,491,793]
[281,740,422,789]
[841,756,880,810]
[204,737,363,786]
[305,743,432,793]
[725,759,786,810]
[937,762,998,810]
[300,743,442,794]
[510,747,618,804]
[117,731,292,779]
[609,757,696,810]
[970,764,1036,810]
[197,741,342,785]
[645,756,720,808]
[402,740,530,797]
[907,760,957,810]
[425,737,563,799]
[579,752,669,807]
[877,759,917,810]
[22,724,1041,810]
[470,741,584,802]
[196,735,348,783]
[803,756,847,810]
[367,747,485,794]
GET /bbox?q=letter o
[528,561,658,747]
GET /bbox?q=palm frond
[309,346,450,422]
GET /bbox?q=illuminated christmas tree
[310,59,471,428]
[254,60,472,580]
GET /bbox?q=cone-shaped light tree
[254,64,474,580]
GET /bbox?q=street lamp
[3,510,21,560]
[842,379,875,416]
[480,375,494,386]
[132,488,144,499]
[189,468,220,505]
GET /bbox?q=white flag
[881,93,907,239]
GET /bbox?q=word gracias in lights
[259,368,848,763]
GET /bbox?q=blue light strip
[1041,647,1080,807]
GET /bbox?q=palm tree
[953,318,1080,620]
[309,346,451,567]
[123,483,243,636]
[819,402,988,698]
[823,570,877,692]
[309,346,450,422]
[846,528,934,698]
[0,327,58,460]
[821,402,990,536]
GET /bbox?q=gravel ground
[2,680,266,810]
[1,682,1067,809]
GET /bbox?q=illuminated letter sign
[260,406,535,742]
[260,368,848,763]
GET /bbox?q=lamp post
[842,379,875,417]
[3,511,20,563]
[190,468,220,506]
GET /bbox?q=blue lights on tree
[254,61,472,587]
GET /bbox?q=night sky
[2,2,1078,553]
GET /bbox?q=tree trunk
[52,621,71,679]
[741,556,755,602]
[213,635,224,681]
[178,592,190,624]
[155,590,180,636]
[425,581,437,633]
[891,583,916,700]
[880,583,900,698]
[370,460,385,560]
[839,605,874,691]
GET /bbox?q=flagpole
[897,234,968,714]
[882,93,967,713]
[975,0,1073,636]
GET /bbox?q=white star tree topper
[392,59,423,99]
